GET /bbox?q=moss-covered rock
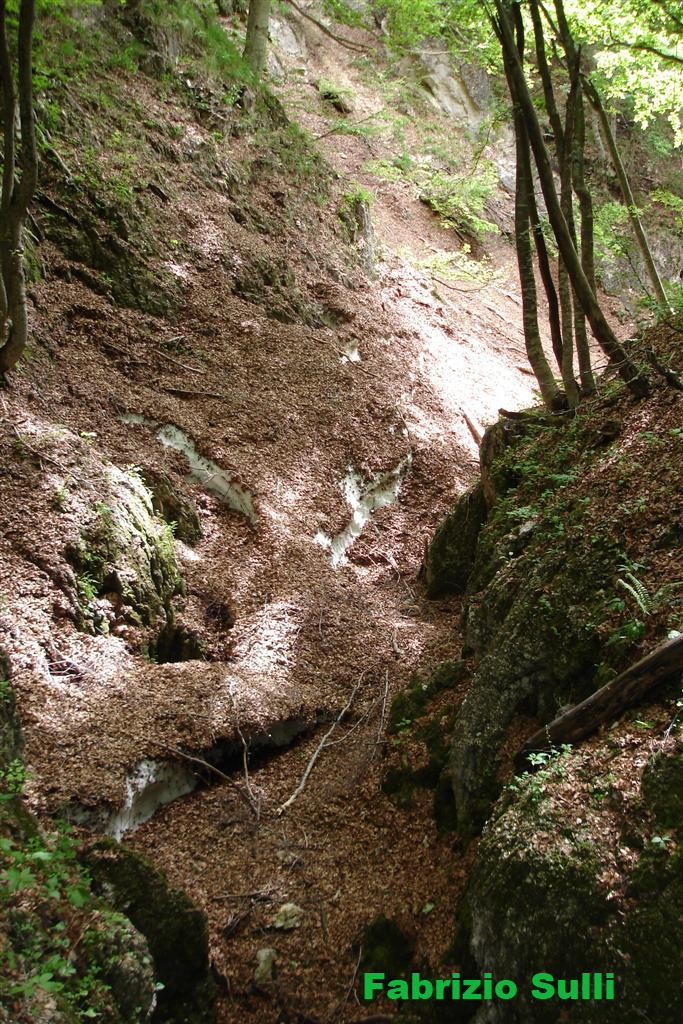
[460,770,683,1023]
[86,841,216,1024]
[67,467,183,633]
[0,656,23,773]
[388,661,466,734]
[640,745,683,829]
[449,534,618,843]
[141,469,202,545]
[360,915,415,981]
[424,482,487,598]
[1,678,156,1024]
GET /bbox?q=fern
[617,570,651,616]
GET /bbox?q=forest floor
[0,7,638,1023]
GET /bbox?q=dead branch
[156,349,206,374]
[645,347,683,391]
[371,669,390,762]
[517,634,683,767]
[236,722,261,822]
[161,386,228,399]
[160,743,257,817]
[277,677,362,814]
[285,0,375,52]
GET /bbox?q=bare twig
[372,669,390,762]
[161,386,228,399]
[328,945,363,1022]
[236,722,261,821]
[159,743,257,816]
[285,0,375,51]
[277,678,362,814]
[156,348,206,374]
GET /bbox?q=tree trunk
[583,78,670,311]
[530,0,580,403]
[243,0,271,76]
[571,86,596,394]
[517,634,683,765]
[513,104,560,408]
[0,0,37,376]
[505,5,560,408]
[527,165,563,370]
[492,0,649,398]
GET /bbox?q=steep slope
[0,4,544,1021]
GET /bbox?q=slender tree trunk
[568,88,596,394]
[528,0,580,401]
[513,106,561,409]
[493,0,649,398]
[504,12,560,409]
[559,75,580,406]
[583,78,670,311]
[0,0,37,376]
[243,0,271,76]
[527,169,564,369]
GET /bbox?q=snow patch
[316,455,412,566]
[120,413,257,525]
[340,339,361,364]
[67,758,197,840]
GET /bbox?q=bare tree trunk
[583,78,670,311]
[527,169,563,370]
[243,0,271,76]
[571,87,596,394]
[528,0,579,402]
[492,0,649,398]
[0,0,37,376]
[513,105,561,408]
[505,4,560,408]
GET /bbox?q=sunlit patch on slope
[315,455,412,566]
[120,413,257,525]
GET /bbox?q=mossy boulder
[641,745,683,829]
[2,678,155,1024]
[85,910,157,1020]
[0,657,23,772]
[360,914,415,981]
[449,538,617,842]
[424,482,487,597]
[460,771,683,1023]
[67,466,183,632]
[86,841,216,1024]
[141,469,202,545]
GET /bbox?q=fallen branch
[160,743,257,816]
[516,634,683,768]
[371,669,390,763]
[156,348,206,374]
[645,347,683,391]
[161,386,228,399]
[285,0,375,52]
[277,678,362,814]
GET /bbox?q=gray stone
[254,948,277,986]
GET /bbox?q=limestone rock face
[451,540,615,842]
[87,842,217,1024]
[424,481,487,597]
[462,742,683,1024]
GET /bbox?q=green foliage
[0,822,122,1019]
[509,744,575,803]
[368,155,498,240]
[137,0,254,85]
[651,188,683,231]
[418,166,499,238]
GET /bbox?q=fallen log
[516,634,683,769]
